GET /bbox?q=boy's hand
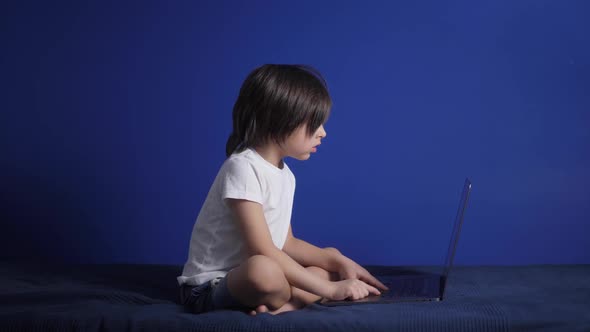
[328,279,381,301]
[336,256,389,291]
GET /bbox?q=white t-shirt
[177,147,296,286]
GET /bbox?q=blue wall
[2,1,588,266]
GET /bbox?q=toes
[249,305,269,316]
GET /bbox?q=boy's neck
[252,143,285,169]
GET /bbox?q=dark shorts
[179,275,247,314]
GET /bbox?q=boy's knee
[245,255,290,301]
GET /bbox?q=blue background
[2,1,588,266]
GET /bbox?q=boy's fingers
[370,276,388,290]
[361,272,389,291]
[359,280,381,296]
[375,277,389,291]
[367,283,381,296]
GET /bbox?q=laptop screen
[442,178,472,279]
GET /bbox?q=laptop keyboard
[382,277,434,297]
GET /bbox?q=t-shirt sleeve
[220,159,264,205]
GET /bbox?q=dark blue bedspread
[1,263,589,332]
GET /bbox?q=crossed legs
[225,255,339,315]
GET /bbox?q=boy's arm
[282,225,344,272]
[283,225,389,291]
[226,198,337,298]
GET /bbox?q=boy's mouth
[311,143,320,153]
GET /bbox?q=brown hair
[225,64,332,157]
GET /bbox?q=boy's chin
[292,152,312,161]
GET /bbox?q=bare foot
[268,300,300,315]
[249,300,302,316]
[249,305,269,316]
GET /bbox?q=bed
[1,262,589,331]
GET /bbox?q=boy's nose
[318,125,327,138]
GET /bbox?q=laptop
[320,178,472,306]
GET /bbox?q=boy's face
[283,123,327,160]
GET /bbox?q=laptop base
[319,294,441,306]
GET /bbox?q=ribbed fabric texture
[1,263,589,332]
